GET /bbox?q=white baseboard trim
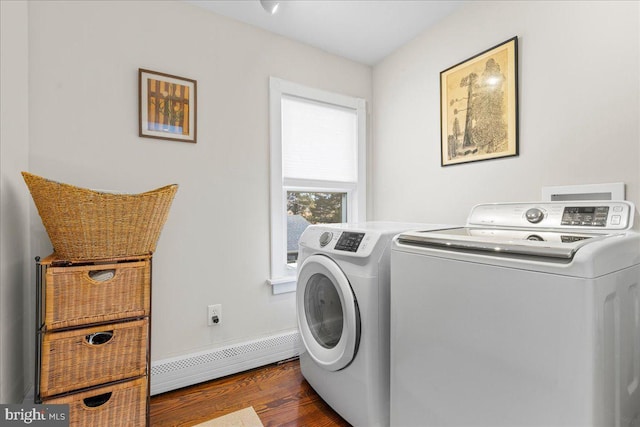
[150,330,302,395]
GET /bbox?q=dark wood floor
[149,358,351,427]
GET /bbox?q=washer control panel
[334,232,365,252]
[299,226,381,258]
[319,231,333,247]
[468,201,635,230]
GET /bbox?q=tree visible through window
[287,192,346,263]
[288,192,346,224]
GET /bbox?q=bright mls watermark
[0,405,68,426]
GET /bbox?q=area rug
[192,407,264,427]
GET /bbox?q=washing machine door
[297,254,361,372]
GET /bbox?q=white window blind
[268,77,366,295]
[282,95,358,183]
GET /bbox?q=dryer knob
[319,231,333,247]
[525,208,544,224]
[526,234,544,241]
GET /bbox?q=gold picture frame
[440,37,518,166]
[139,68,197,143]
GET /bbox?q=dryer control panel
[468,201,636,231]
[560,206,610,227]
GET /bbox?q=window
[268,77,366,294]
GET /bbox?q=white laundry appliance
[390,201,640,427]
[296,222,445,427]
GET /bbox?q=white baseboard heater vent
[150,330,302,395]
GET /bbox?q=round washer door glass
[297,254,360,371]
[305,273,343,349]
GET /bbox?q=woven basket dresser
[34,254,152,427]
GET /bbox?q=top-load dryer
[391,201,640,427]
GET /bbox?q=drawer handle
[83,392,112,408]
[88,269,116,282]
[85,331,114,345]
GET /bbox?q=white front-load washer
[296,222,445,427]
[391,201,640,427]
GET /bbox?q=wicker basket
[42,377,148,427]
[22,172,178,262]
[40,319,148,397]
[44,260,151,330]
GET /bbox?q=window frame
[268,77,367,294]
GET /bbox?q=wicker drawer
[40,319,148,398]
[44,260,150,330]
[43,377,147,427]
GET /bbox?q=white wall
[372,1,640,224]
[0,0,31,404]
[26,0,371,363]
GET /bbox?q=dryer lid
[397,227,615,260]
[397,201,635,260]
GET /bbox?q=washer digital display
[335,232,365,252]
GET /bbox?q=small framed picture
[440,37,518,166]
[139,68,197,143]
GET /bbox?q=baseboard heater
[150,330,302,395]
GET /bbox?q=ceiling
[186,0,465,65]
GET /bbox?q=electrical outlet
[207,304,222,326]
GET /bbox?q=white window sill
[267,277,297,295]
